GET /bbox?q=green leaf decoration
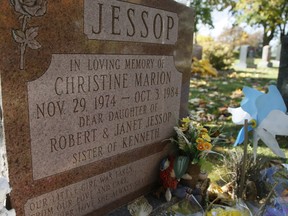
[174,156,190,179]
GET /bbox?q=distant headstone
[192,44,203,60]
[246,46,257,68]
[0,0,194,215]
[236,45,257,69]
[236,45,248,68]
[277,36,288,108]
[258,45,272,68]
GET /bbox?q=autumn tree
[232,0,288,45]
[217,26,263,48]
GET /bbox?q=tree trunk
[277,35,288,108]
[262,25,275,46]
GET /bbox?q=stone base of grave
[235,63,257,69]
[236,62,257,69]
[247,59,257,68]
[235,62,247,69]
[258,61,273,68]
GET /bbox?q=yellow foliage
[192,57,218,77]
[197,35,215,45]
[206,208,242,216]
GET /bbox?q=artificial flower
[203,142,212,151]
[201,133,211,142]
[173,117,220,164]
[197,143,205,151]
[196,138,204,144]
[180,117,191,131]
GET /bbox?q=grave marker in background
[236,45,248,69]
[0,0,194,215]
[236,45,257,69]
[192,44,203,60]
[259,45,272,68]
[246,46,257,68]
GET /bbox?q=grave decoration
[228,85,288,159]
[206,200,251,216]
[173,117,217,166]
[221,84,288,215]
[148,84,288,215]
[160,156,208,206]
[156,117,222,205]
[159,85,288,215]
[260,165,288,215]
[127,196,153,216]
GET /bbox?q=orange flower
[203,142,212,151]
[197,143,205,151]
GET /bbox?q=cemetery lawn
[189,60,288,181]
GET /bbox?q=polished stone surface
[0,0,194,215]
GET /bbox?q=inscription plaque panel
[28,55,182,180]
[24,153,161,216]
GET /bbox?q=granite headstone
[0,0,194,215]
[236,45,248,69]
[258,45,272,68]
[236,45,257,69]
[246,46,257,68]
[192,44,203,60]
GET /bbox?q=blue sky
[198,8,235,38]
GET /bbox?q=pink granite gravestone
[0,0,194,215]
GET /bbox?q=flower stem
[22,15,28,31]
[20,43,26,70]
[20,15,28,70]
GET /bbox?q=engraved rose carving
[10,0,47,17]
[10,0,47,70]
